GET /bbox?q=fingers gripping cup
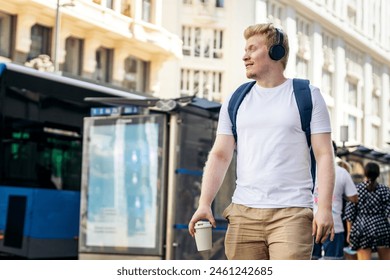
[194,221,212,251]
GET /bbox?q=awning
[339,145,390,164]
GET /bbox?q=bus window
[1,117,82,190]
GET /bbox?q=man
[188,23,335,260]
[312,141,358,260]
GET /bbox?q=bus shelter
[78,97,235,260]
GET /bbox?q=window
[194,27,201,57]
[29,24,52,60]
[324,0,337,13]
[345,46,363,90]
[372,91,380,117]
[182,26,224,59]
[180,69,222,102]
[347,0,363,31]
[142,0,152,22]
[347,4,357,26]
[348,115,357,142]
[216,0,224,8]
[64,37,84,76]
[94,47,114,83]
[105,0,113,9]
[296,57,309,79]
[123,56,150,93]
[347,81,358,107]
[371,0,381,41]
[182,26,191,56]
[372,125,379,148]
[2,116,82,190]
[322,31,335,72]
[213,29,223,58]
[267,0,285,25]
[121,0,132,16]
[322,69,333,97]
[296,15,311,54]
[346,47,363,75]
[372,61,381,117]
[0,11,14,58]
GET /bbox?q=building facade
[0,0,182,95]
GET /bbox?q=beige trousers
[223,203,314,260]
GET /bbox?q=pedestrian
[312,141,358,260]
[345,162,390,260]
[188,23,335,260]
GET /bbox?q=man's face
[242,34,270,79]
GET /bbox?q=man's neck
[256,74,287,88]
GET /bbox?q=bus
[0,63,145,259]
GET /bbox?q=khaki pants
[223,203,313,260]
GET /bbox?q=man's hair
[364,162,380,181]
[243,23,289,69]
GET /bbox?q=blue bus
[0,63,145,259]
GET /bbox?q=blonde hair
[244,23,289,69]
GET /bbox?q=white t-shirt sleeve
[310,85,332,134]
[216,93,234,135]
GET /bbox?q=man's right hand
[188,205,216,237]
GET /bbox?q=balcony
[14,0,182,60]
[182,0,225,24]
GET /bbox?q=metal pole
[54,0,61,73]
[165,113,179,260]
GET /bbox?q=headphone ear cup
[269,44,286,61]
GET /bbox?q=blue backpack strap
[293,79,312,147]
[228,81,256,142]
[293,78,316,189]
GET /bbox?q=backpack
[227,78,316,189]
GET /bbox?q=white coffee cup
[194,221,212,251]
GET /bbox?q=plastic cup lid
[194,221,212,229]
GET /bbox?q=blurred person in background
[312,141,358,260]
[345,162,390,260]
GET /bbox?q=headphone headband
[275,28,283,46]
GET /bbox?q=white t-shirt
[217,78,331,208]
[313,165,357,233]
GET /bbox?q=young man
[312,141,358,260]
[188,23,335,260]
